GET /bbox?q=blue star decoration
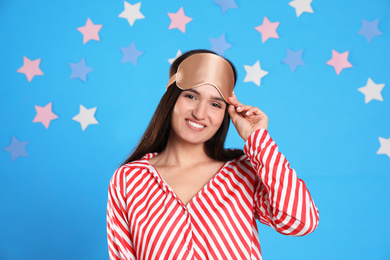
[3,136,28,161]
[210,34,232,56]
[69,57,93,82]
[214,0,238,14]
[358,19,382,43]
[120,42,143,66]
[281,48,305,72]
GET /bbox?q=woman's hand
[228,93,269,141]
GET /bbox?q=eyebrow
[183,89,226,103]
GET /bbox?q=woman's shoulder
[223,154,258,183]
[109,153,155,186]
[224,150,258,173]
[224,151,251,168]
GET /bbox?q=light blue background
[1,0,389,259]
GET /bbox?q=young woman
[107,50,319,260]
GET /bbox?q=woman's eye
[185,94,196,100]
[211,102,222,108]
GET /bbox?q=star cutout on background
[3,136,28,161]
[72,105,98,131]
[326,50,352,75]
[358,19,382,43]
[377,137,390,158]
[33,102,58,129]
[77,18,102,44]
[255,17,280,43]
[168,50,182,64]
[214,0,238,14]
[289,0,313,17]
[209,33,232,56]
[358,78,385,103]
[282,48,305,72]
[17,56,43,82]
[118,1,145,26]
[243,60,268,86]
[69,58,93,82]
[168,7,192,33]
[120,42,143,66]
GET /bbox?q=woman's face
[170,84,227,145]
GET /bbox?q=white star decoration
[289,0,314,17]
[243,60,268,86]
[377,137,390,158]
[358,78,385,103]
[118,1,145,26]
[168,50,182,64]
[72,105,99,131]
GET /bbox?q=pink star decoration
[17,56,43,82]
[326,50,353,75]
[255,17,280,43]
[77,18,103,44]
[33,102,58,129]
[168,7,192,33]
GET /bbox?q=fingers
[236,105,252,114]
[244,107,259,116]
[228,103,239,121]
[235,104,266,118]
[229,94,257,114]
[228,94,251,114]
[228,93,265,118]
[228,93,243,108]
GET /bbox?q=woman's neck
[149,135,213,168]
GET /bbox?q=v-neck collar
[141,153,231,209]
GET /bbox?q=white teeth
[186,120,205,128]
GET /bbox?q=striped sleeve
[244,129,319,236]
[107,166,137,260]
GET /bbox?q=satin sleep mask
[166,53,235,103]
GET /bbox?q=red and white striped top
[107,129,319,260]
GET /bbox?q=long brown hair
[122,49,244,165]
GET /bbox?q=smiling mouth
[186,120,206,129]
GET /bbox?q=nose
[192,101,207,120]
